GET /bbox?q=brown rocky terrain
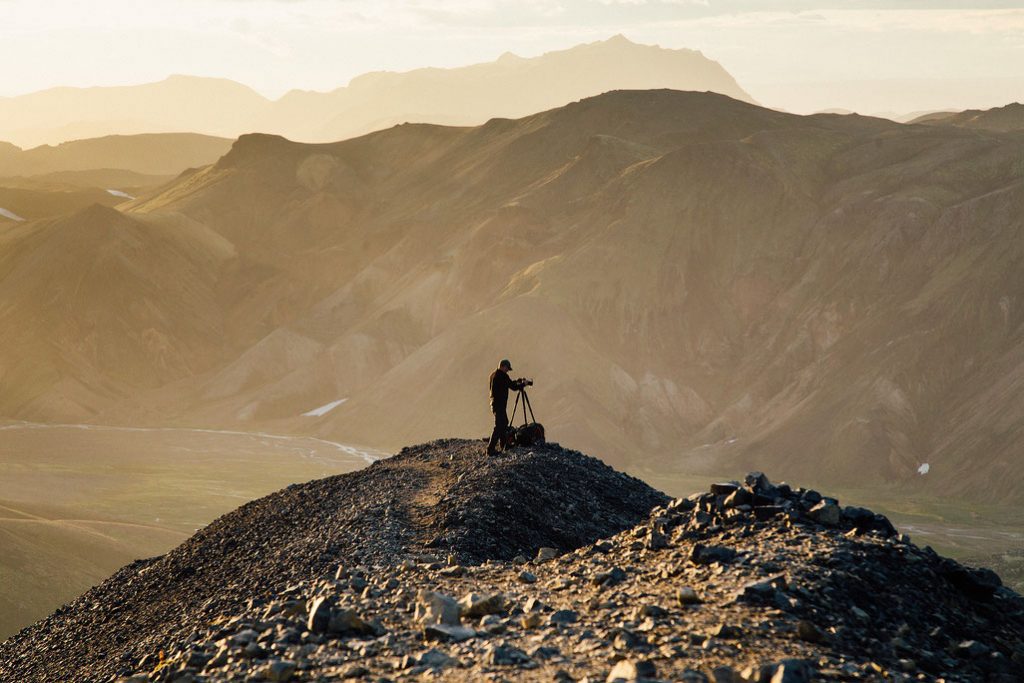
[3,90,1024,504]
[1,440,1020,682]
[0,204,237,418]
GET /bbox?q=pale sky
[3,0,1024,114]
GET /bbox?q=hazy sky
[3,1,1023,113]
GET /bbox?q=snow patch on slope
[302,398,348,417]
[106,189,136,200]
[0,207,25,222]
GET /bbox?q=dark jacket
[489,368,518,413]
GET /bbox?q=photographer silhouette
[486,359,532,455]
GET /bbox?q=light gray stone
[416,590,461,626]
[607,659,657,682]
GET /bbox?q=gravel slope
[0,439,665,681]
[2,439,1022,682]
[119,471,1024,683]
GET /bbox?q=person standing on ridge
[487,358,527,455]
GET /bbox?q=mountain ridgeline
[909,102,1024,132]
[2,90,1024,503]
[0,133,233,223]
[0,36,751,148]
[0,133,233,177]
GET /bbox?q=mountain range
[2,89,1024,505]
[0,36,751,149]
[0,133,232,177]
[909,102,1024,132]
[0,133,233,223]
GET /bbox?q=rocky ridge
[3,440,1021,682]
[0,440,665,681]
[115,467,1024,683]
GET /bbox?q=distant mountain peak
[910,100,1024,131]
[45,203,141,240]
[0,37,753,147]
[496,51,524,64]
[605,33,634,45]
[65,202,132,225]
[566,34,656,54]
[217,133,297,168]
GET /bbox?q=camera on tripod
[503,379,544,449]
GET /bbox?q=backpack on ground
[504,388,545,449]
[513,421,545,447]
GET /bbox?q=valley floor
[0,423,380,639]
[2,426,1021,643]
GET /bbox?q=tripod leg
[522,390,536,424]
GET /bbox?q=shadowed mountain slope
[0,204,236,418]
[4,91,1024,503]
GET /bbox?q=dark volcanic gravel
[0,439,666,682]
[418,441,667,562]
[3,440,1023,682]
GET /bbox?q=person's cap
[499,358,512,370]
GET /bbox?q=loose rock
[607,659,657,682]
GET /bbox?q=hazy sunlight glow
[1,1,1022,113]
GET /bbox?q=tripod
[509,387,537,428]
[500,385,545,450]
